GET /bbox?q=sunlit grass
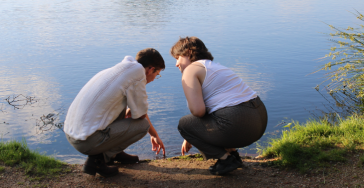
[173,153,204,160]
[0,139,67,176]
[0,165,4,173]
[360,154,364,166]
[262,114,364,172]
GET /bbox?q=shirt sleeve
[126,78,148,119]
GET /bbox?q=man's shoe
[230,150,243,168]
[107,151,139,165]
[83,155,119,177]
[209,155,240,175]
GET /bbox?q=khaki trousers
[66,109,150,162]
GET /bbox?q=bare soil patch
[1,153,363,188]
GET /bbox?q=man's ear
[145,67,154,76]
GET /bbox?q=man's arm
[126,109,165,155]
[124,70,165,155]
[145,114,165,156]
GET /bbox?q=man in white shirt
[64,48,165,177]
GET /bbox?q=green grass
[167,153,204,161]
[0,139,67,176]
[178,153,203,160]
[360,154,364,166]
[262,114,364,172]
[0,165,4,173]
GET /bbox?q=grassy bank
[0,139,68,177]
[262,114,364,172]
[1,114,364,177]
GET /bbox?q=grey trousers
[178,96,268,160]
[66,109,150,163]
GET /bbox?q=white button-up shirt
[64,56,148,140]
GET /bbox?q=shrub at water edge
[315,11,364,99]
[262,114,364,172]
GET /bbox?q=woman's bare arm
[181,63,206,117]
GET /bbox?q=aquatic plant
[315,11,364,98]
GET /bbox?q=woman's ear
[188,50,192,58]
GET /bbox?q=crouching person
[64,48,166,177]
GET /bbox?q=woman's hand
[181,139,192,156]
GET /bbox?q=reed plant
[262,114,364,172]
[0,139,66,176]
[315,11,364,98]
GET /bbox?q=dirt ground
[1,154,364,188]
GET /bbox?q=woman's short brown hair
[170,37,214,62]
[136,48,165,70]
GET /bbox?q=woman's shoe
[209,159,220,171]
[209,155,240,175]
[230,150,243,168]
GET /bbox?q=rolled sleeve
[126,78,148,119]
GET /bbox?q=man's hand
[125,108,132,118]
[145,114,165,156]
[181,139,192,156]
[150,135,165,156]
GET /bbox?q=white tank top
[196,60,257,114]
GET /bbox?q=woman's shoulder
[183,62,206,85]
[184,62,205,74]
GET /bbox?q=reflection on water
[230,60,274,100]
[0,67,62,139]
[120,0,170,29]
[1,0,364,163]
[307,88,363,124]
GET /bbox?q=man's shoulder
[114,56,145,81]
[121,56,136,64]
[119,56,144,70]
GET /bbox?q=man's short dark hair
[136,48,165,70]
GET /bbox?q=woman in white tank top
[170,37,268,175]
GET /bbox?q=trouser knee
[177,115,191,133]
[138,119,150,134]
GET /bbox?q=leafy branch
[315,10,364,98]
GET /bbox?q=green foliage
[262,114,364,172]
[360,154,364,166]
[316,11,364,98]
[0,166,4,173]
[171,153,204,161]
[0,139,67,176]
[178,155,191,160]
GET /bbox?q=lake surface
[1,0,363,163]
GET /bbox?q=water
[1,0,363,163]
